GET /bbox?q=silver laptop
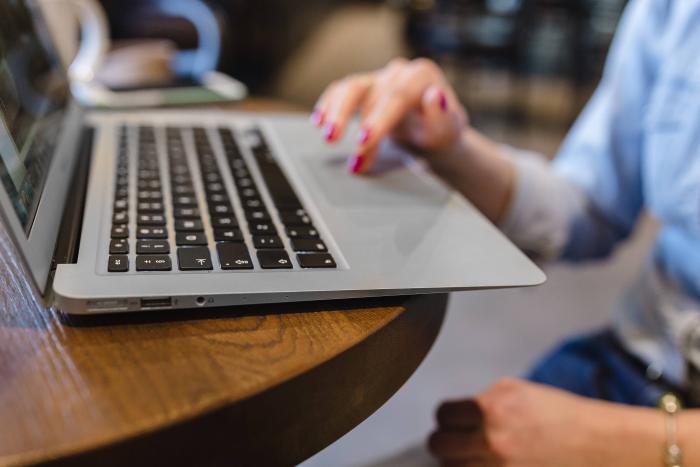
[0,2,545,315]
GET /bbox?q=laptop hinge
[50,126,94,270]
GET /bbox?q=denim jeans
[527,329,689,407]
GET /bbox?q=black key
[235,177,254,189]
[136,240,170,254]
[173,195,197,207]
[285,226,319,238]
[214,228,244,242]
[239,187,259,199]
[109,239,129,254]
[297,253,337,269]
[172,185,194,196]
[245,210,270,221]
[112,211,129,224]
[138,202,164,213]
[249,222,276,235]
[176,231,208,246]
[111,225,129,239]
[175,219,204,232]
[177,246,213,271]
[137,214,166,226]
[136,227,168,239]
[209,203,233,216]
[174,207,200,219]
[205,182,226,193]
[138,180,161,190]
[211,216,237,228]
[137,190,163,201]
[217,243,253,270]
[257,249,292,269]
[253,235,283,249]
[242,198,264,210]
[204,172,221,183]
[108,255,129,272]
[136,255,172,271]
[279,210,312,226]
[114,198,128,210]
[115,187,129,198]
[207,193,229,204]
[291,239,327,252]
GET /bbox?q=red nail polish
[311,109,325,126]
[439,91,447,112]
[358,127,371,144]
[324,124,336,141]
[349,154,364,174]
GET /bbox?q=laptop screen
[0,0,68,234]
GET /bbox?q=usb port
[140,297,172,309]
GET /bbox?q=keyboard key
[137,240,170,254]
[279,210,312,226]
[174,207,200,219]
[285,226,319,238]
[214,228,244,242]
[245,210,270,221]
[175,219,204,232]
[111,225,129,239]
[108,255,129,272]
[211,216,237,228]
[242,198,264,209]
[177,246,213,270]
[291,239,327,252]
[297,253,337,269]
[257,250,293,269]
[172,185,194,195]
[136,255,172,271]
[136,227,168,239]
[114,198,128,210]
[173,195,197,207]
[138,202,164,213]
[209,203,233,216]
[207,193,229,204]
[109,239,129,254]
[138,190,163,201]
[249,222,276,235]
[176,232,208,246]
[137,214,166,226]
[112,211,129,224]
[253,235,284,249]
[217,243,253,270]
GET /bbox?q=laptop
[0,1,545,315]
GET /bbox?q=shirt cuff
[499,146,584,261]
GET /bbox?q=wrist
[582,401,664,466]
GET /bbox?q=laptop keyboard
[107,124,337,273]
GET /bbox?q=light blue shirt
[501,0,700,384]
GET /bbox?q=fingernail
[349,154,364,174]
[311,109,324,126]
[324,123,336,142]
[438,91,447,112]
[358,127,371,145]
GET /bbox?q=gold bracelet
[660,393,683,467]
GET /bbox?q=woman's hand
[312,57,468,174]
[429,378,664,467]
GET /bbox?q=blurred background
[95,1,648,466]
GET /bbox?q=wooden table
[0,100,448,467]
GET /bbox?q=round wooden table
[0,100,447,467]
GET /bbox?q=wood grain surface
[0,194,447,465]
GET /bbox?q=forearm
[427,127,515,224]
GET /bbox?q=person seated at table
[313,0,700,464]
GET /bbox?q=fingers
[312,73,373,141]
[428,430,496,463]
[437,399,484,430]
